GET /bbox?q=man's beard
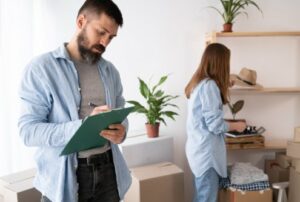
[77,29,106,64]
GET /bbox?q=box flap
[287,141,300,159]
[0,169,36,186]
[292,159,300,173]
[130,162,183,180]
[5,178,34,193]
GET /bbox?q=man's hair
[77,0,123,26]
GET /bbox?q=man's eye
[97,31,105,36]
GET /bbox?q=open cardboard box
[124,162,184,202]
[0,168,40,202]
[288,167,300,202]
[218,189,272,202]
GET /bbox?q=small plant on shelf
[209,0,263,32]
[228,99,244,120]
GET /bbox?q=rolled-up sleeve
[18,63,81,147]
[200,80,229,135]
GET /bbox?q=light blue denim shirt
[186,79,229,178]
[18,44,131,202]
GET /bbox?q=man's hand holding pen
[89,103,126,144]
[89,103,110,116]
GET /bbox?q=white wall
[7,0,300,201]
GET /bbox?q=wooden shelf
[228,145,286,151]
[230,87,300,94]
[227,139,287,151]
[204,31,295,153]
[206,31,300,44]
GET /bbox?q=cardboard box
[291,159,300,173]
[294,127,300,142]
[124,162,184,202]
[287,141,300,159]
[4,178,40,202]
[120,135,174,168]
[264,159,278,177]
[0,169,36,187]
[275,154,292,169]
[218,189,272,202]
[288,167,300,202]
[0,169,40,202]
[264,159,289,183]
[269,165,289,184]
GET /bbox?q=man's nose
[99,36,110,47]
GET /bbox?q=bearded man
[18,1,131,201]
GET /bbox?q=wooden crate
[226,135,265,149]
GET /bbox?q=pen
[88,102,98,108]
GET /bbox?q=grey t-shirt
[73,60,110,158]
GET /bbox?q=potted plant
[227,99,244,121]
[127,75,179,138]
[209,0,263,32]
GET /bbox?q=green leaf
[161,111,178,120]
[127,100,144,108]
[154,90,164,97]
[162,103,179,108]
[138,78,150,99]
[158,118,167,126]
[127,100,148,114]
[232,100,244,114]
[152,75,168,93]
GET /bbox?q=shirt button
[77,107,80,111]
[78,87,81,92]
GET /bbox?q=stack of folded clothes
[220,162,270,191]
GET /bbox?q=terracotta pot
[225,119,246,133]
[145,123,160,138]
[223,23,233,32]
[225,118,246,123]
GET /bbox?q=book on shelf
[225,132,259,138]
[225,126,266,138]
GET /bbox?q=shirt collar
[52,43,72,60]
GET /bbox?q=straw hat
[230,67,263,88]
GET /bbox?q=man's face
[77,13,119,64]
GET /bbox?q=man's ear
[76,14,87,30]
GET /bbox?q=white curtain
[0,0,84,176]
[0,0,36,176]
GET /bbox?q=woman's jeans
[193,167,220,202]
[41,149,120,202]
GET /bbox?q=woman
[185,43,247,202]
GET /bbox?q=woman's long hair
[185,43,230,104]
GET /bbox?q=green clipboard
[60,106,134,156]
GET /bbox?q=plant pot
[223,23,233,32]
[225,118,246,123]
[145,123,160,138]
[225,118,246,133]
